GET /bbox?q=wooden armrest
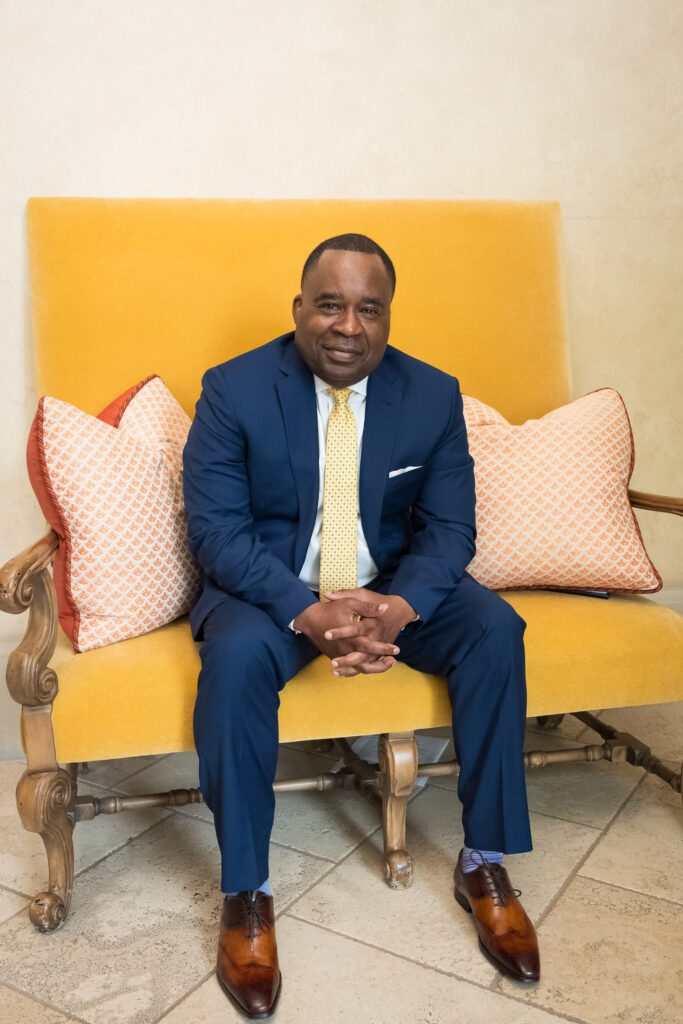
[0,529,59,615]
[0,529,59,707]
[628,489,683,517]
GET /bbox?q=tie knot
[328,387,352,409]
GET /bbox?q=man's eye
[321,303,340,310]
[362,307,379,316]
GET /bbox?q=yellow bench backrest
[27,198,570,422]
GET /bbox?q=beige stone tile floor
[0,705,681,1024]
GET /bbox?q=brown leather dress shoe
[453,849,540,983]
[216,891,282,1019]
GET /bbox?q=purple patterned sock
[461,846,504,873]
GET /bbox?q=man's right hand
[292,597,399,674]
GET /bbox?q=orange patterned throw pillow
[462,388,662,595]
[26,375,201,652]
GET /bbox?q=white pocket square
[388,465,423,478]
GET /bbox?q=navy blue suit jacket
[182,331,477,642]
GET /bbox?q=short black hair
[301,233,396,295]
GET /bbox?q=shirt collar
[313,374,368,397]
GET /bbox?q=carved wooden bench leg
[16,764,75,931]
[1,532,76,931]
[378,731,418,889]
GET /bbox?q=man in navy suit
[182,234,540,1018]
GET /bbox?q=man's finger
[321,598,389,621]
[329,640,399,657]
[324,623,365,640]
[331,650,371,668]
[323,591,389,618]
[341,599,389,618]
[325,622,399,648]
[358,656,397,674]
[331,643,399,667]
[333,656,396,677]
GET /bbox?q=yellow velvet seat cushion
[40,590,683,765]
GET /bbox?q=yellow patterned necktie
[319,387,359,598]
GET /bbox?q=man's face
[292,249,392,386]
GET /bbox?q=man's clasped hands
[292,590,417,677]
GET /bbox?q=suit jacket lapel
[360,352,402,559]
[276,337,319,572]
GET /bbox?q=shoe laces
[238,891,272,942]
[469,850,522,907]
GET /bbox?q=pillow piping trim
[111,373,159,428]
[35,395,83,651]
[604,385,663,594]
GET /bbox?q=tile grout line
[259,836,353,866]
[1,978,91,1024]
[427,765,644,833]
[150,966,218,1024]
[56,783,386,901]
[149,790,427,1021]
[284,911,594,1024]
[531,770,650,927]
[166,798,378,869]
[274,822,386,917]
[513,806,608,831]
[77,751,176,788]
[169,796,380,868]
[70,810,175,883]
[70,796,384,903]
[2,772,175,911]
[0,879,32,901]
[573,871,683,911]
[0,899,34,929]
[425,778,636,833]
[276,784,433,916]
[81,747,345,799]
[284,910,502,993]
[0,815,224,1023]
[147,792,423,1023]
[533,768,650,924]
[486,766,652,1002]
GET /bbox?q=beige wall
[0,0,680,700]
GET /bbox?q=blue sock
[461,846,504,873]
[226,877,272,897]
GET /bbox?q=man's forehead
[303,249,391,294]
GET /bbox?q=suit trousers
[193,571,534,893]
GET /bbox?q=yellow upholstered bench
[2,198,682,932]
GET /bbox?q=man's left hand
[322,589,418,677]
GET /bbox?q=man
[182,233,540,1019]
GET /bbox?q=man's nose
[335,308,361,336]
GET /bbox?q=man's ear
[292,293,302,324]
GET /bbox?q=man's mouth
[322,344,363,362]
